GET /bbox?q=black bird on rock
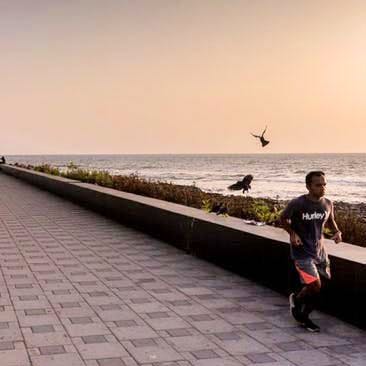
[251,126,270,147]
[210,202,228,216]
[228,174,253,194]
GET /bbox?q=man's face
[307,175,326,198]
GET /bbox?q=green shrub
[248,200,282,224]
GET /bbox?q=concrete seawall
[1,164,366,329]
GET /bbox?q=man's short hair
[306,171,325,185]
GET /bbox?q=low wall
[1,164,366,329]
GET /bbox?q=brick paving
[0,172,365,366]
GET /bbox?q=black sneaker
[302,318,320,332]
[289,293,304,323]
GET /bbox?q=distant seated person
[0,156,5,164]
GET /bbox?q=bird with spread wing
[251,126,270,147]
[228,174,253,194]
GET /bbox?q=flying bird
[251,126,270,147]
[228,174,253,194]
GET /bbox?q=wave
[294,170,306,174]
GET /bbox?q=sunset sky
[1,0,366,154]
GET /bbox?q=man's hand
[331,231,342,244]
[290,232,302,246]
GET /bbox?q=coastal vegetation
[13,162,366,248]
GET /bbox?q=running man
[280,171,342,332]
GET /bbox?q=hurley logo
[302,212,325,221]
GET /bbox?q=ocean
[6,154,366,204]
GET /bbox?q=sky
[1,0,366,154]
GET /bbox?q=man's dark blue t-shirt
[281,195,332,260]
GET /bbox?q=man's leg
[291,279,321,318]
[296,279,321,316]
[302,258,331,317]
[296,276,321,298]
[291,259,321,331]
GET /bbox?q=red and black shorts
[294,257,331,285]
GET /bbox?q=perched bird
[251,126,270,147]
[228,174,253,194]
[210,202,228,216]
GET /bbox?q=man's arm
[327,201,342,244]
[280,215,293,235]
[280,201,302,246]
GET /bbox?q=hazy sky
[1,0,366,154]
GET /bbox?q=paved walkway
[0,173,365,366]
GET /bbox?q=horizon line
[5,152,366,156]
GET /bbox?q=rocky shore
[334,201,366,222]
